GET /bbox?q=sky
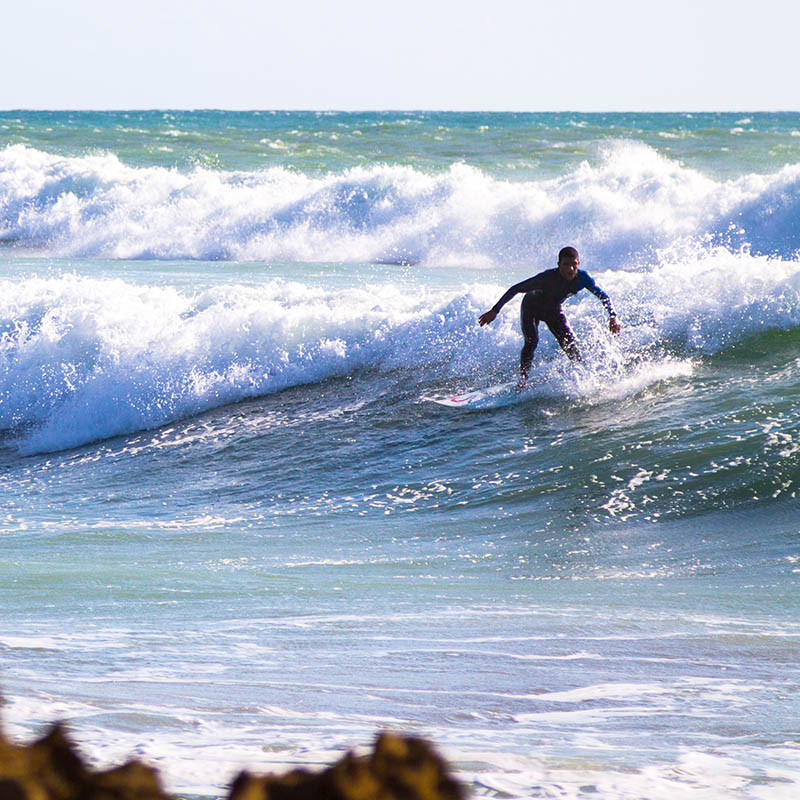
[4,0,798,111]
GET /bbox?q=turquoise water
[3,110,800,178]
[1,112,799,798]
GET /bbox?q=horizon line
[1,107,799,114]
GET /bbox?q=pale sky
[4,0,798,111]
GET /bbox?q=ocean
[1,110,799,798]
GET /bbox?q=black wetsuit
[490,268,616,373]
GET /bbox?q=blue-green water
[3,110,800,177]
[1,112,799,798]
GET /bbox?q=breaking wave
[2,246,800,453]
[1,142,799,266]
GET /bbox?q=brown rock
[0,722,169,800]
[0,710,465,800]
[228,732,465,800]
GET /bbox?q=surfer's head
[557,246,580,280]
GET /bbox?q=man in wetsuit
[478,246,621,386]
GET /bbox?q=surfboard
[423,381,530,409]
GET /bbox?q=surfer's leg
[520,294,539,382]
[546,311,582,362]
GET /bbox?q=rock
[0,716,465,800]
[228,732,465,800]
[0,722,170,800]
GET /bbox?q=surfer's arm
[478,277,544,326]
[580,272,621,334]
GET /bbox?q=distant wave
[2,250,800,453]
[1,142,799,266]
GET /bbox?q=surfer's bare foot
[516,379,528,392]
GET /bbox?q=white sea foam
[455,746,800,800]
[1,142,799,266]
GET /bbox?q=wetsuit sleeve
[579,272,617,318]
[490,275,546,314]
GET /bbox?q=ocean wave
[2,250,800,453]
[0,275,474,453]
[1,143,799,266]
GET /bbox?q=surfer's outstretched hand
[609,317,621,335]
[478,310,497,326]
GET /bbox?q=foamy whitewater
[1,111,800,798]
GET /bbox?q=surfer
[478,246,621,387]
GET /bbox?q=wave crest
[2,143,799,266]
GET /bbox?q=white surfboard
[423,381,531,409]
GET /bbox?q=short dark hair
[558,246,579,262]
